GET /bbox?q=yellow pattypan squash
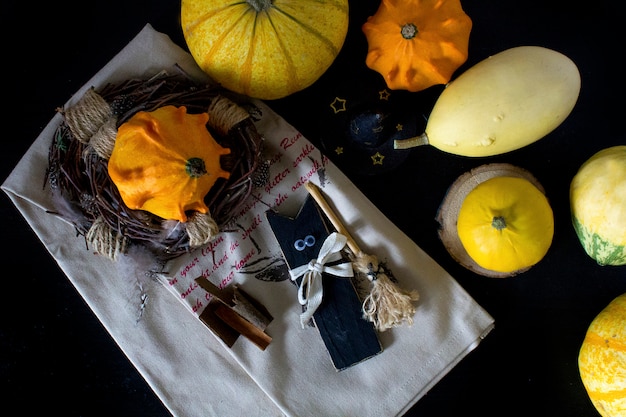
[570,145,626,266]
[362,0,472,92]
[457,176,554,273]
[181,0,349,100]
[108,105,231,222]
[578,292,626,417]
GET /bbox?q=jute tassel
[353,252,419,331]
[305,182,419,331]
[186,212,220,248]
[86,216,129,261]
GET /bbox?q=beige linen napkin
[2,24,494,417]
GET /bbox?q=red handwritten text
[180,256,200,279]
[191,298,203,313]
[202,234,225,259]
[292,158,323,192]
[279,132,303,150]
[234,247,257,271]
[200,250,229,279]
[292,142,316,168]
[218,270,236,289]
[181,280,198,299]
[237,191,264,218]
[265,167,290,194]
[268,151,283,165]
[241,213,262,241]
[275,192,288,207]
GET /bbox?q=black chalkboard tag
[266,195,382,371]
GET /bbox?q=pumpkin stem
[394,132,430,149]
[401,23,418,40]
[247,0,272,12]
[185,157,208,178]
[492,216,507,230]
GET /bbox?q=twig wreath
[45,66,265,263]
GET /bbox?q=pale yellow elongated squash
[395,46,581,156]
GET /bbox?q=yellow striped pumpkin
[181,0,349,100]
[578,293,626,417]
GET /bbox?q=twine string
[208,95,251,135]
[64,88,113,144]
[88,117,118,160]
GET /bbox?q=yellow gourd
[570,145,626,266]
[395,46,581,157]
[181,0,349,100]
[456,176,554,273]
[578,292,626,417]
[108,105,231,222]
[362,0,472,92]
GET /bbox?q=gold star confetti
[330,97,347,113]
[371,152,385,165]
[335,146,344,155]
[396,123,403,131]
[379,89,391,100]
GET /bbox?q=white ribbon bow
[289,232,354,328]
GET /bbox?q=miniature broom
[305,181,419,331]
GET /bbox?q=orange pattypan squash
[181,0,349,100]
[456,176,554,273]
[362,0,472,92]
[108,105,231,222]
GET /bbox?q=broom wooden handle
[305,182,361,255]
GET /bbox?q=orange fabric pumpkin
[362,0,472,92]
[108,105,231,222]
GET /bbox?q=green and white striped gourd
[570,145,626,266]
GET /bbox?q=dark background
[2,0,625,416]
